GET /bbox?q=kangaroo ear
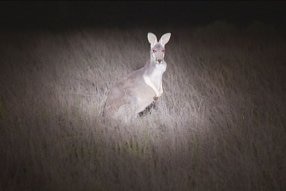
[159,33,171,46]
[147,32,157,47]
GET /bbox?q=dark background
[0,1,285,29]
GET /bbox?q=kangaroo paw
[153,101,159,111]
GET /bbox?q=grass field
[0,21,285,190]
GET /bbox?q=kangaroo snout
[157,59,162,63]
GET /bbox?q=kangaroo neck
[144,59,167,75]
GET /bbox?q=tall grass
[0,21,285,191]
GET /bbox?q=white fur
[147,32,158,47]
[159,33,171,46]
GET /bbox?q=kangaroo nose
[158,59,162,63]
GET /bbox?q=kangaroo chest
[149,69,163,87]
[143,62,167,92]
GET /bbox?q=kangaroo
[104,32,171,120]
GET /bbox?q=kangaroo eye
[162,50,165,53]
[152,50,156,53]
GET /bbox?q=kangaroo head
[147,32,171,64]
